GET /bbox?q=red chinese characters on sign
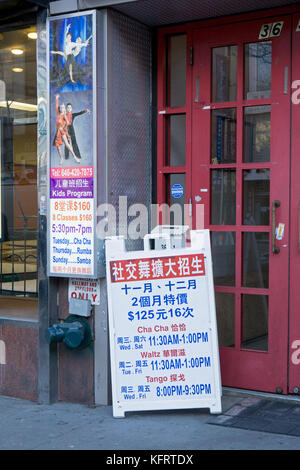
[110,254,205,283]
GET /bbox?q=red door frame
[289,13,300,394]
[157,5,300,394]
[191,18,291,393]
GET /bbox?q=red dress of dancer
[53,96,70,147]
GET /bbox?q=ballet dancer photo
[50,15,93,92]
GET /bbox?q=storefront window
[0,27,38,319]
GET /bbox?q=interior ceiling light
[12,67,23,73]
[0,101,37,112]
[27,32,37,40]
[11,49,23,55]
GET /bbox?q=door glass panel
[215,292,235,347]
[165,173,185,225]
[244,105,271,162]
[211,231,235,286]
[167,34,186,108]
[212,45,237,102]
[166,114,186,166]
[242,294,268,351]
[244,42,272,100]
[211,169,236,225]
[242,232,269,288]
[211,108,236,164]
[243,169,270,225]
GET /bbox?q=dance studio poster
[47,11,97,278]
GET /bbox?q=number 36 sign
[259,21,284,39]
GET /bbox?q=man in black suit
[65,103,90,160]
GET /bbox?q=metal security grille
[107,9,152,251]
[0,222,38,298]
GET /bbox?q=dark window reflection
[212,45,237,102]
[243,169,270,225]
[166,114,186,166]
[211,231,235,286]
[244,106,271,163]
[167,35,186,108]
[211,169,236,225]
[243,232,269,288]
[211,108,236,164]
[244,42,272,100]
[242,294,268,351]
[215,292,235,348]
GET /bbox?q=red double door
[157,12,300,394]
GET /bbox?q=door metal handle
[272,200,280,254]
[195,76,199,102]
[283,66,288,94]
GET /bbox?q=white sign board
[106,230,222,418]
[68,277,100,305]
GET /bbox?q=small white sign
[276,223,285,241]
[270,21,284,37]
[68,277,100,305]
[106,230,222,418]
[259,21,283,39]
[259,23,272,39]
[0,340,6,365]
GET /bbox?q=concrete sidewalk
[0,390,300,450]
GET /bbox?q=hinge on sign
[189,46,193,66]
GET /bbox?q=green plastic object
[45,315,92,350]
[65,315,93,350]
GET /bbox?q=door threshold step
[223,387,300,404]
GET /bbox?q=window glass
[166,114,186,166]
[211,108,236,164]
[215,292,235,347]
[211,169,236,225]
[164,173,186,225]
[244,106,271,163]
[242,294,268,351]
[211,232,235,286]
[0,27,38,319]
[243,169,270,225]
[242,232,269,289]
[167,35,186,107]
[212,46,238,102]
[244,42,272,100]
